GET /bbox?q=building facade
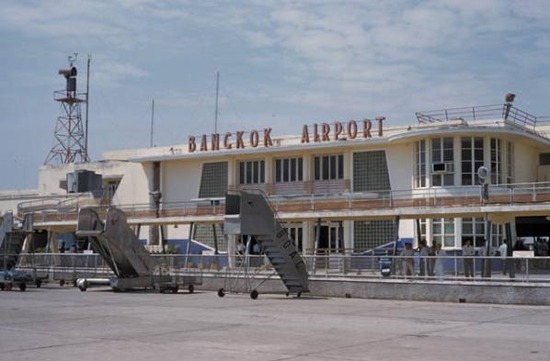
[3,103,550,255]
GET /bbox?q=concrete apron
[199,275,550,305]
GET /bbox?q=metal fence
[12,252,550,285]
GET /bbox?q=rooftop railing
[415,104,541,130]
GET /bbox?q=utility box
[67,170,103,193]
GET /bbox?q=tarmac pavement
[1,285,549,361]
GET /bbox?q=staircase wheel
[250,289,259,300]
[217,288,225,298]
[188,284,194,294]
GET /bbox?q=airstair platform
[224,190,309,297]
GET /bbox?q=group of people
[400,240,446,280]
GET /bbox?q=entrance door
[317,222,343,254]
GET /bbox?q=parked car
[0,269,34,291]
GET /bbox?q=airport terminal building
[2,102,550,257]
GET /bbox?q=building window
[507,142,514,184]
[415,140,427,188]
[239,160,265,185]
[353,220,395,252]
[490,138,503,185]
[314,154,344,181]
[353,151,390,192]
[199,162,228,197]
[461,217,485,247]
[433,218,455,248]
[460,137,484,186]
[275,157,303,183]
[431,137,454,186]
[105,180,120,199]
[282,223,304,253]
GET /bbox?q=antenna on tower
[44,54,90,165]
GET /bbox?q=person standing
[434,243,446,280]
[418,239,430,277]
[401,242,415,277]
[462,239,475,278]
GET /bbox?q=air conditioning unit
[432,162,452,173]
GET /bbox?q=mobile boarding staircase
[75,207,196,293]
[222,190,309,299]
[1,212,35,290]
[1,212,30,269]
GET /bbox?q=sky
[1,0,549,190]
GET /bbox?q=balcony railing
[25,181,550,224]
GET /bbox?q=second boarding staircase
[76,207,155,291]
[1,212,32,270]
[224,190,309,296]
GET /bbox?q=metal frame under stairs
[75,207,196,292]
[222,190,309,299]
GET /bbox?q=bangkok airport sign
[188,117,385,153]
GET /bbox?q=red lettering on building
[322,123,330,141]
[186,117,384,153]
[188,136,196,152]
[211,133,220,151]
[264,128,273,147]
[224,132,232,149]
[200,134,208,151]
[376,117,385,137]
[334,121,343,140]
[313,124,320,142]
[236,131,245,149]
[250,130,259,148]
[363,119,372,138]
[301,125,310,143]
[348,120,357,139]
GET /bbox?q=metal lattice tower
[44,55,89,165]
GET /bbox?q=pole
[150,98,155,147]
[85,54,91,162]
[214,71,219,134]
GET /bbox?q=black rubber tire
[217,288,225,297]
[59,279,65,287]
[250,289,259,300]
[297,292,302,298]
[188,284,194,294]
[172,286,179,294]
[78,284,87,292]
[36,279,42,288]
[19,282,27,292]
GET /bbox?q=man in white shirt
[498,241,508,275]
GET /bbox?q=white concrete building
[2,102,550,255]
